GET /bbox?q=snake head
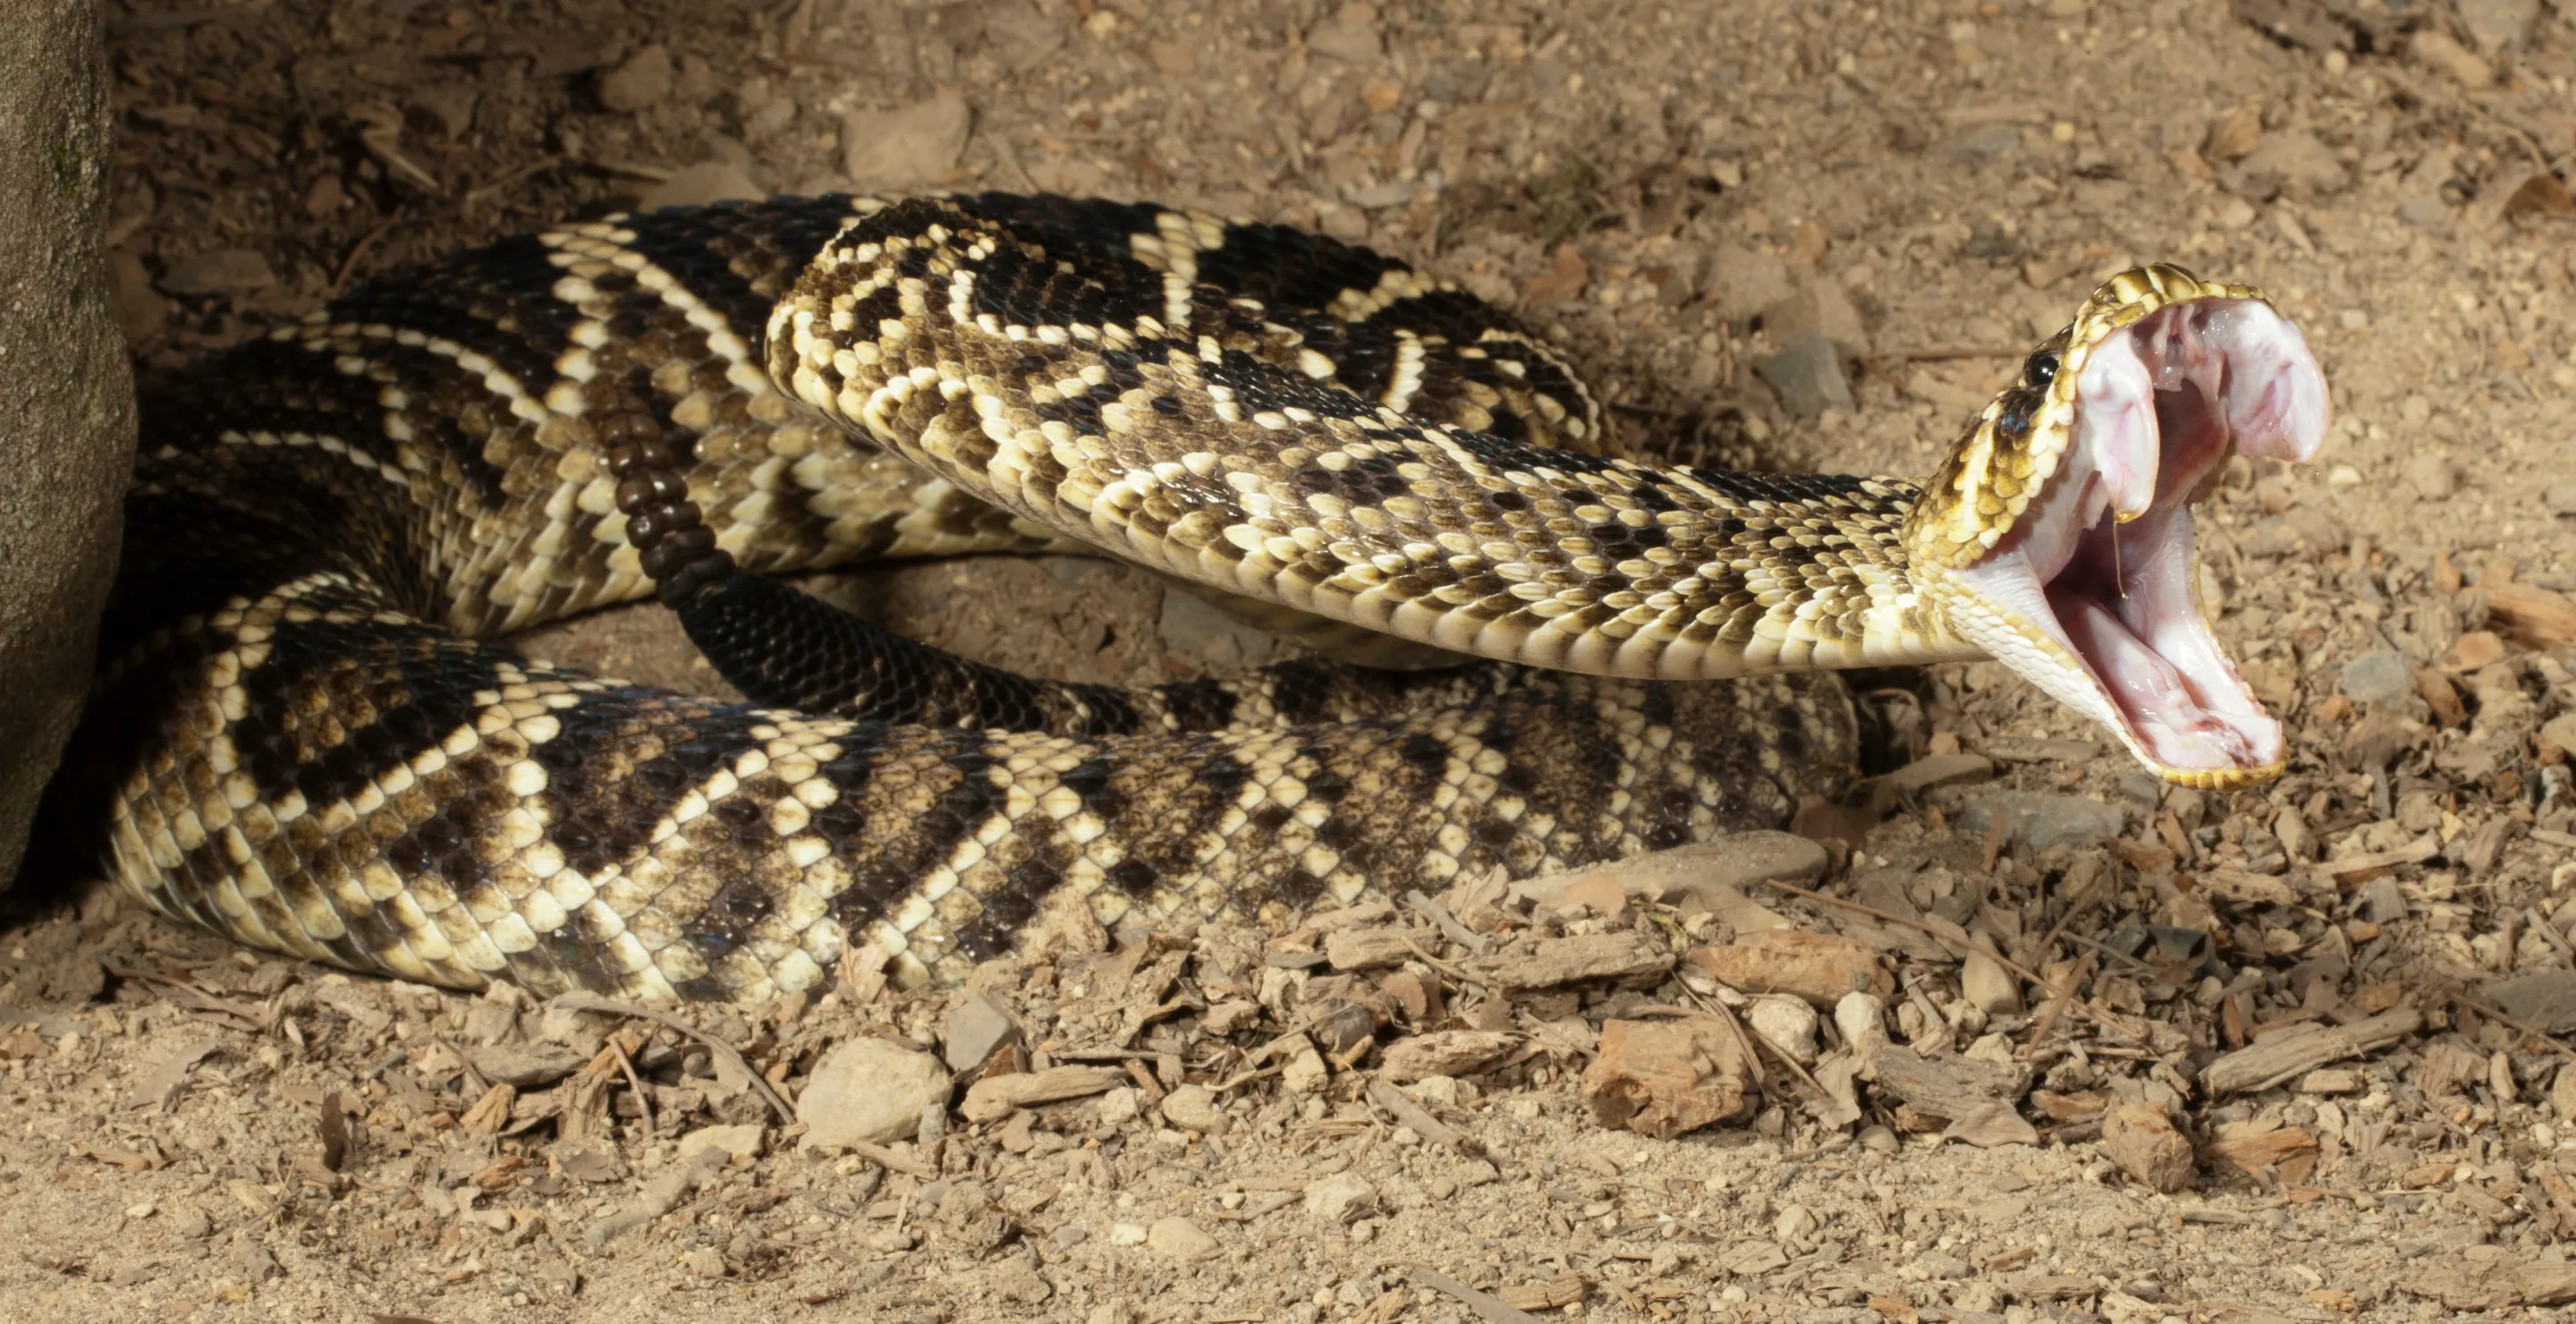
[1907,264,2330,789]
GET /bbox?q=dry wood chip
[2200,1008,2421,1095]
[1463,931,1672,989]
[1378,1031,1520,1083]
[2011,1274,2098,1301]
[2399,1160,2456,1189]
[2313,836,2440,879]
[2487,581,2576,649]
[461,1082,514,1136]
[2112,1097,2194,1190]
[2399,1259,2576,1309]
[2030,1089,2108,1121]
[1977,734,2098,763]
[958,1065,1124,1123]
[1689,929,1892,1006]
[1326,926,1424,971]
[2194,867,2301,907]
[1866,1042,2029,1124]
[1580,1016,1753,1138]
[547,993,792,1121]
[2202,1124,2318,1176]
[1495,1271,1586,1311]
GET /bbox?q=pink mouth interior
[1953,300,2331,772]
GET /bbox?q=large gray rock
[0,0,133,889]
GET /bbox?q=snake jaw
[1936,276,2330,788]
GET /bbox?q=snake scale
[40,192,2329,1001]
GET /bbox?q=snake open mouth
[1952,298,2330,781]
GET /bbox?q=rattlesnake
[42,193,2327,1000]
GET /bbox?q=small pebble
[1960,950,2023,1015]
[1746,996,1820,1064]
[2404,453,2455,501]
[158,248,276,297]
[1758,332,1855,420]
[1096,1086,1142,1127]
[1146,1217,1221,1260]
[1304,1174,1379,1224]
[597,44,674,112]
[2339,650,2413,706]
[798,1039,952,1150]
[942,993,1021,1071]
[1157,1083,1225,1133]
[1958,791,2124,853]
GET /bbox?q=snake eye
[2024,349,2060,388]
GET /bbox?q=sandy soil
[13,0,2576,1319]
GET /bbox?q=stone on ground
[0,0,131,893]
[797,1039,952,1150]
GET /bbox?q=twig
[586,158,674,182]
[2453,995,2576,1063]
[460,153,568,208]
[1366,1077,1481,1156]
[1406,1268,1546,1324]
[1399,933,1471,981]
[844,1139,938,1178]
[1752,877,2053,992]
[606,1034,655,1140]
[106,965,264,1033]
[1403,891,1489,955]
[330,214,401,294]
[1699,990,1829,1101]
[547,993,793,1123]
[2524,906,2576,961]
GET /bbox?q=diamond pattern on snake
[39,192,2329,1002]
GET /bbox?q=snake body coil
[45,193,2328,1000]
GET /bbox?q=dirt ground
[13,0,2576,1319]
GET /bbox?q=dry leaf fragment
[2194,868,2301,907]
[128,1037,223,1111]
[2205,104,2263,161]
[2503,172,2573,218]
[1522,243,1588,303]
[319,1091,352,1172]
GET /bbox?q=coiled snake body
[46,194,2329,1000]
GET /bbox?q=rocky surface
[0,0,131,891]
